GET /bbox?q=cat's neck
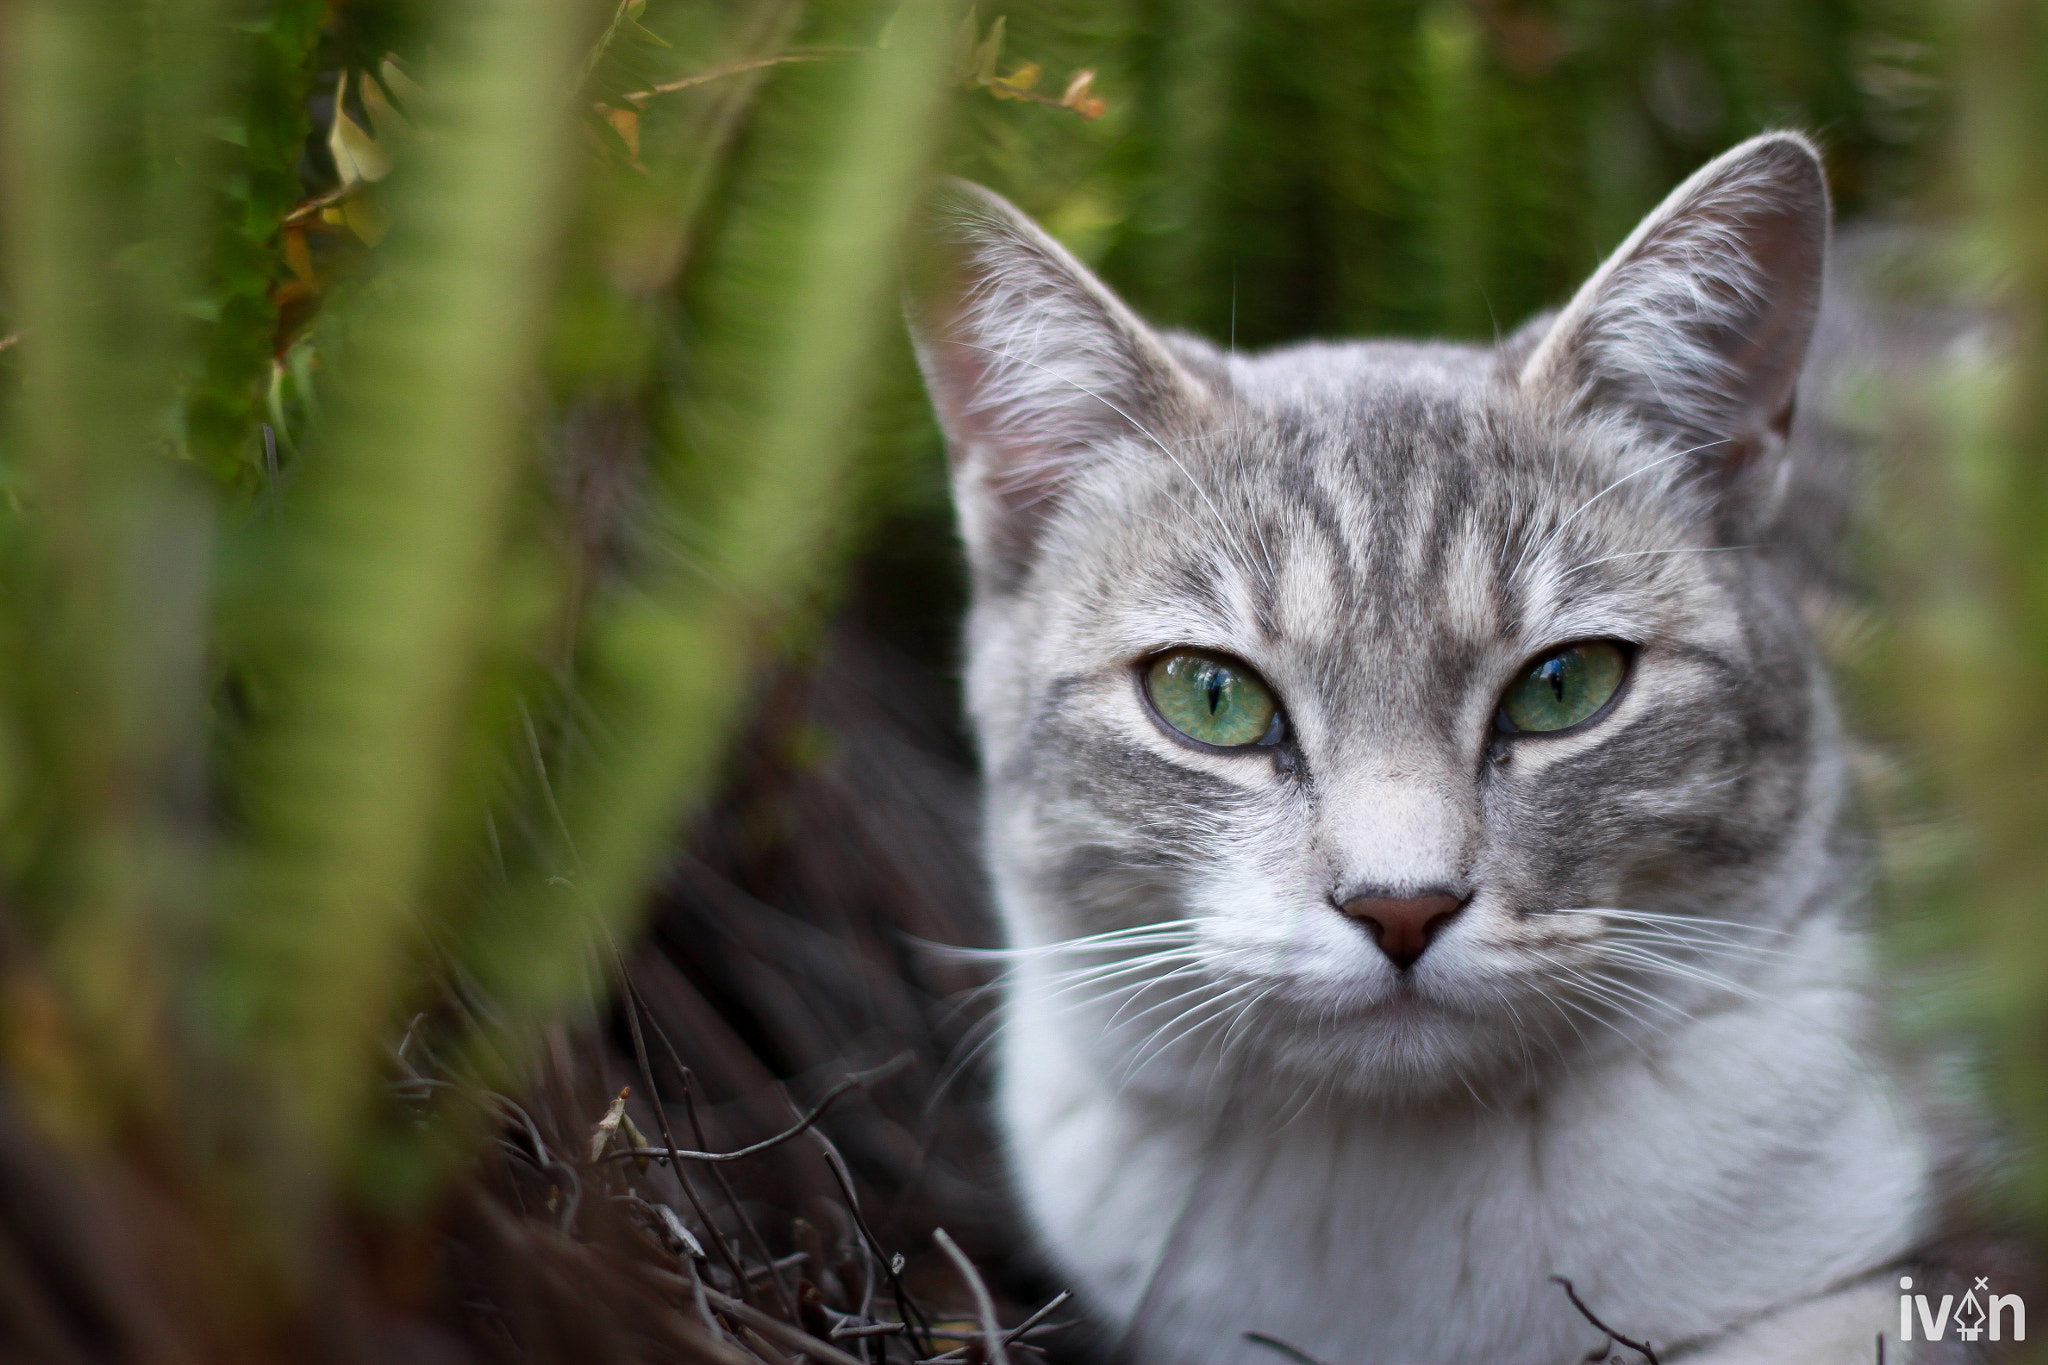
[997,907,1931,1365]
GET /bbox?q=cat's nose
[1337,892,1465,970]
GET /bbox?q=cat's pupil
[1206,675,1225,714]
[1545,661,1566,702]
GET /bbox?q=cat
[909,133,1988,1364]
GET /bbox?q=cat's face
[913,135,1842,1104]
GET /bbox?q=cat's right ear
[907,181,1211,590]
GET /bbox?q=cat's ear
[1520,133,1828,493]
[908,181,1213,589]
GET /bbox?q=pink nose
[1338,893,1465,970]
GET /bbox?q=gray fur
[912,135,1958,1364]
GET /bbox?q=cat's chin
[1141,982,1561,1110]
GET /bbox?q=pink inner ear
[1716,205,1822,424]
[929,326,1090,529]
[923,331,995,471]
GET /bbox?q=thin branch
[644,1000,791,1314]
[995,1292,1071,1343]
[626,47,869,102]
[484,1090,580,1232]
[745,1251,809,1284]
[684,1255,722,1340]
[545,1152,582,1232]
[922,1347,1049,1364]
[618,1192,706,1261]
[603,1052,912,1163]
[1552,1278,1660,1365]
[278,186,351,227]
[614,953,748,1288]
[917,1291,1072,1362]
[808,1127,882,1364]
[1243,1332,1338,1365]
[808,1122,937,1354]
[933,1228,1007,1365]
[697,1100,786,1310]
[699,1285,868,1365]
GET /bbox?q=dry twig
[1243,1331,1338,1365]
[933,1228,1006,1365]
[626,47,868,101]
[606,1053,912,1164]
[919,1291,1071,1363]
[1552,1277,1660,1365]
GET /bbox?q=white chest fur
[999,954,1931,1365]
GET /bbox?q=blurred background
[0,0,2041,1360]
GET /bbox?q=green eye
[1145,651,1280,748]
[1499,641,1629,734]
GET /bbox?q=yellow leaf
[282,226,318,292]
[339,191,391,246]
[589,1086,630,1162]
[618,1111,653,1172]
[602,104,641,163]
[359,72,415,182]
[375,56,425,121]
[998,60,1040,91]
[625,19,670,48]
[328,72,393,187]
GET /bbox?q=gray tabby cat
[911,134,1962,1364]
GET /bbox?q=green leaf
[973,14,1005,85]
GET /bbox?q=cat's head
[911,134,1849,1104]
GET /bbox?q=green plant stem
[1,0,230,1142]
[1949,0,2048,1245]
[222,0,598,1173]
[454,0,963,1068]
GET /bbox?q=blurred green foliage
[1852,0,2048,1263]
[0,0,965,1328]
[1947,0,2048,1235]
[0,0,2041,1349]
[946,0,1935,346]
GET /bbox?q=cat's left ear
[1520,132,1828,502]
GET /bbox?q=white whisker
[1508,442,1713,585]
[1106,968,1225,1031]
[922,919,1203,963]
[1597,944,1761,1000]
[1550,907,1792,938]
[1118,982,1262,1090]
[1562,543,1756,577]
